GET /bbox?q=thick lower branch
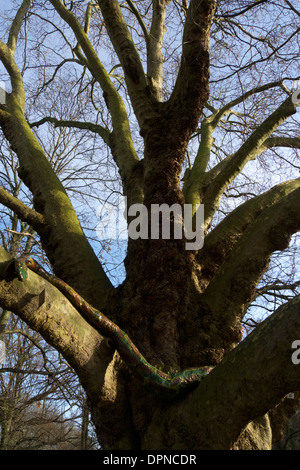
[0,108,113,307]
[198,178,300,287]
[143,294,300,449]
[0,247,111,401]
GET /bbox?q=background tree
[0,0,299,450]
[0,314,97,450]
[0,94,99,450]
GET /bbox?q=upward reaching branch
[48,0,142,206]
[7,0,31,53]
[0,44,25,109]
[0,0,31,108]
[0,4,113,307]
[97,0,146,88]
[202,186,300,345]
[166,0,216,138]
[96,0,155,126]
[147,0,169,101]
[200,96,299,227]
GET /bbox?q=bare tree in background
[0,131,97,450]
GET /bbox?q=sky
[0,0,11,12]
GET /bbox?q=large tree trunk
[1,0,300,451]
[1,208,300,450]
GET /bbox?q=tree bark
[1,246,300,449]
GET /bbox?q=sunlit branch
[125,0,149,41]
[7,0,31,54]
[30,116,111,145]
[0,186,45,229]
[203,186,300,324]
[201,96,298,227]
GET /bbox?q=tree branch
[125,0,149,42]
[0,42,25,109]
[0,1,117,306]
[0,108,113,306]
[210,80,285,129]
[96,0,147,92]
[0,246,112,402]
[0,1,32,109]
[146,0,169,101]
[0,186,45,230]
[30,116,111,145]
[203,186,300,331]
[0,367,57,376]
[198,178,300,285]
[184,80,299,209]
[215,0,268,18]
[200,96,299,228]
[282,0,300,18]
[165,0,216,137]
[7,0,31,54]
[262,136,300,151]
[49,0,142,205]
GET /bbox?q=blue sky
[0,0,11,11]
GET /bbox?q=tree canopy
[0,0,299,450]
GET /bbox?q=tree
[0,0,299,450]
[0,306,98,450]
